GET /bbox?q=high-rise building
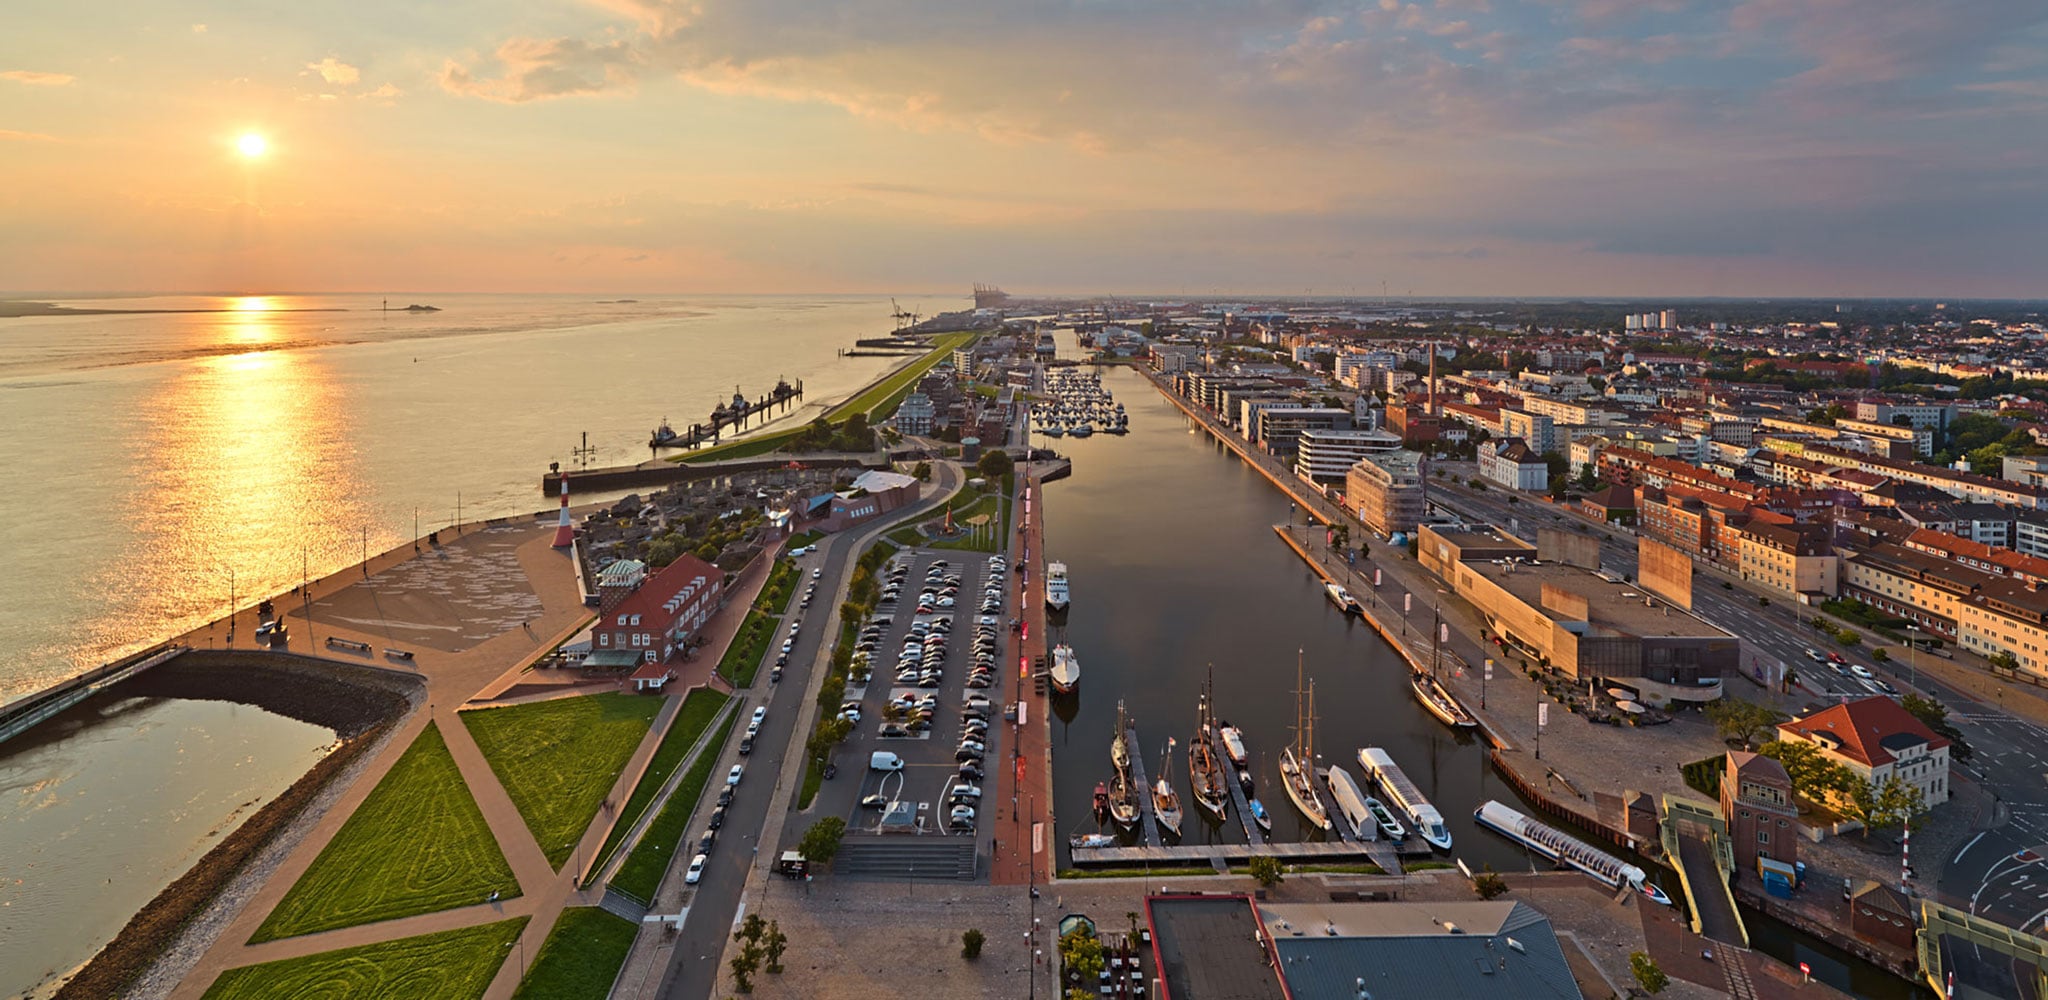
[1346,450,1428,538]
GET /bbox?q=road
[655,462,963,1000]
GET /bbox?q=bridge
[0,645,189,745]
[1919,900,2048,999]
[1660,794,1749,948]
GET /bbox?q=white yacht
[1050,644,1081,693]
[1045,561,1071,611]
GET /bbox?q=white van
[869,751,905,772]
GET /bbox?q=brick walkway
[993,466,1054,887]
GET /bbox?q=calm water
[0,293,926,698]
[0,695,335,999]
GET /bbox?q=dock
[1213,730,1266,846]
[1127,721,1161,848]
[1070,840,1406,868]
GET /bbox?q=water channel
[1040,361,1924,999]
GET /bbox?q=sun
[237,133,268,158]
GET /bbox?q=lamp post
[1906,625,1921,690]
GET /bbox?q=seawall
[542,452,891,495]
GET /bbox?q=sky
[2,0,2046,298]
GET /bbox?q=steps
[832,835,979,880]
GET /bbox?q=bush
[1247,855,1284,888]
[1473,865,1509,900]
[1630,952,1668,994]
[801,816,848,864]
[961,928,986,960]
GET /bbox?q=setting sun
[236,133,267,158]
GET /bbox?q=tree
[1247,855,1285,888]
[730,939,763,993]
[1705,698,1781,750]
[1860,775,1927,834]
[1757,740,1858,805]
[1630,952,1669,994]
[1872,647,1889,663]
[961,928,986,960]
[1473,865,1509,900]
[1060,927,1106,983]
[764,920,788,974]
[800,816,848,864]
[977,448,1015,479]
[1835,628,1862,648]
[1901,693,1973,763]
[913,460,933,481]
[1989,651,2020,674]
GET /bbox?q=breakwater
[542,452,891,495]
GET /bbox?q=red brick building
[1721,751,1798,874]
[595,553,726,666]
[1848,881,1917,951]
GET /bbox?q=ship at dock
[1410,671,1478,729]
[1357,747,1452,850]
[1187,672,1229,819]
[1152,740,1184,839]
[649,378,804,450]
[1050,644,1080,694]
[1475,800,1671,905]
[1046,561,1071,611]
[1320,764,1375,841]
[1279,650,1332,832]
[1324,582,1362,614]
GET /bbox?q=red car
[1826,651,1846,664]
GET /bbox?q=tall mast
[1293,648,1306,759]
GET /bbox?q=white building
[1295,426,1403,484]
[896,393,935,437]
[1480,438,1549,492]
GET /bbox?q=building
[1848,881,1918,952]
[1419,525,1736,704]
[1480,438,1549,491]
[800,469,921,533]
[1145,894,1583,1000]
[595,554,726,665]
[1721,751,1798,874]
[1577,484,1637,524]
[1294,426,1403,484]
[895,392,935,437]
[1735,521,1838,599]
[1251,407,1353,457]
[1500,408,1556,453]
[1346,450,1427,538]
[1776,696,1951,809]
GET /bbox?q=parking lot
[827,548,1014,844]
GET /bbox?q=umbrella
[1616,700,1646,714]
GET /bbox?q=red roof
[630,661,672,681]
[608,554,722,626]
[1780,696,1947,768]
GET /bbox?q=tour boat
[1188,673,1229,819]
[1357,747,1452,850]
[1050,644,1081,693]
[1218,722,1249,767]
[1474,800,1673,905]
[1321,764,1375,841]
[1325,582,1363,614]
[1280,652,1333,832]
[1410,671,1478,729]
[1152,740,1184,839]
[1046,562,1071,611]
[1364,796,1408,841]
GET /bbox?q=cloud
[1410,247,1490,260]
[0,129,57,141]
[362,83,404,103]
[191,23,206,33]
[307,58,360,86]
[442,37,639,102]
[1,70,76,86]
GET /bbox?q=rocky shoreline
[51,651,422,1000]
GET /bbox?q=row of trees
[727,913,789,993]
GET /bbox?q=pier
[1127,721,1162,848]
[650,379,805,451]
[1069,839,1404,868]
[1212,730,1266,846]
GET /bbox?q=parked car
[726,764,745,786]
[685,854,708,884]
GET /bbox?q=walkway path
[993,465,1055,887]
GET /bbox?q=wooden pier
[1070,839,1407,868]
[1127,721,1162,848]
[1213,730,1266,846]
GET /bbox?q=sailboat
[1279,650,1333,832]
[1110,700,1131,772]
[1152,739,1184,838]
[1108,770,1139,830]
[1188,672,1229,819]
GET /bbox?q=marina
[1357,747,1453,850]
[647,377,805,450]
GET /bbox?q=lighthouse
[551,472,575,548]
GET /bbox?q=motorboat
[1357,747,1452,850]
[1364,797,1407,841]
[1071,832,1116,849]
[1325,582,1363,614]
[1321,764,1375,841]
[1093,781,1109,823]
[1474,800,1673,905]
[1046,562,1071,611]
[1218,723,1248,767]
[1051,644,1081,693]
[1247,798,1273,833]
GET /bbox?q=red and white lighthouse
[551,474,575,548]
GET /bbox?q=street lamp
[1906,625,1921,690]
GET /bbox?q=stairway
[832,835,979,880]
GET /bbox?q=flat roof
[1148,896,1289,1000]
[1464,559,1733,639]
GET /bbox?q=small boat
[1474,800,1673,905]
[1322,765,1376,841]
[1237,768,1254,794]
[1051,644,1081,694]
[1093,781,1110,823]
[1280,652,1333,832]
[1071,832,1117,850]
[1357,747,1452,850]
[1217,723,1249,767]
[1110,700,1130,772]
[1069,423,1094,438]
[649,418,683,448]
[1410,671,1478,728]
[1152,740,1184,839]
[1108,772,1139,830]
[1325,582,1363,614]
[1364,796,1407,841]
[1046,562,1071,611]
[1247,798,1274,833]
[1043,424,1066,438]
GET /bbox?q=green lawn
[831,333,977,420]
[673,426,810,464]
[754,558,799,613]
[784,530,823,551]
[510,907,638,1000]
[462,693,664,870]
[797,755,825,809]
[887,525,924,547]
[592,688,731,876]
[211,918,528,1000]
[717,608,778,687]
[252,723,520,942]
[611,710,740,903]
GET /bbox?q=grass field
[831,332,977,420]
[754,558,799,613]
[510,908,638,1000]
[717,608,777,687]
[462,693,664,870]
[252,724,520,942]
[610,710,740,903]
[784,530,823,551]
[211,918,528,1000]
[591,689,731,876]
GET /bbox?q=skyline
[3,1,2046,297]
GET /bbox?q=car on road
[1849,664,1874,679]
[685,854,708,884]
[738,735,754,755]
[861,793,889,809]
[1805,648,1826,663]
[1826,651,1847,664]
[1876,678,1899,694]
[697,829,717,854]
[726,764,745,786]
[752,706,768,726]
[813,568,823,579]
[718,787,734,806]
[708,805,726,829]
